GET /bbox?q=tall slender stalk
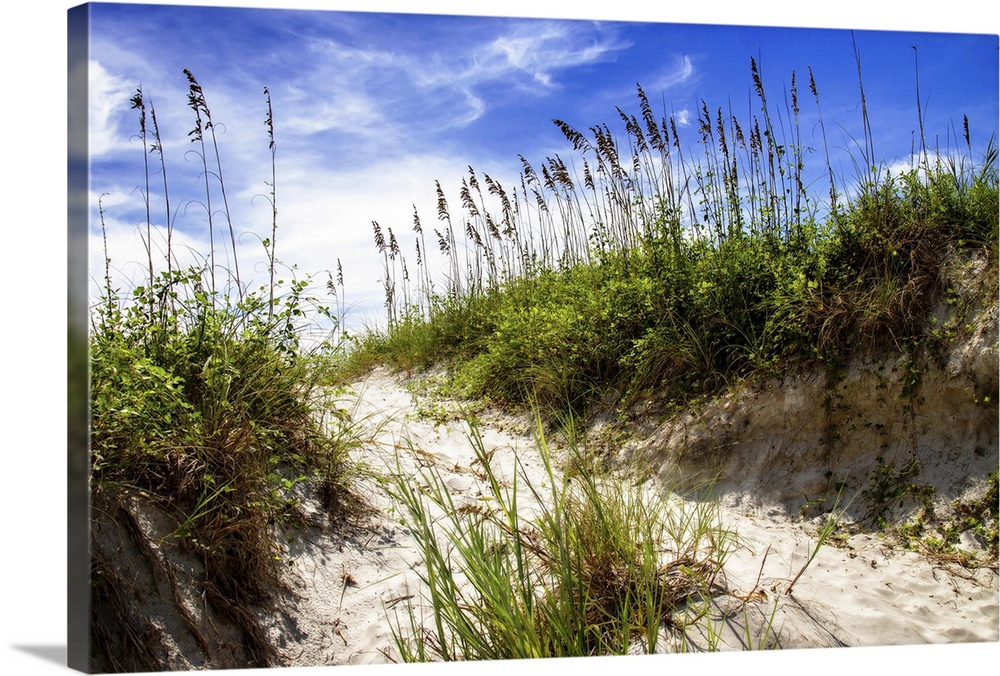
[147,96,174,278]
[184,70,217,298]
[435,181,461,300]
[97,192,115,326]
[184,69,243,302]
[264,86,278,321]
[809,67,840,230]
[129,87,154,295]
[412,206,431,318]
[851,34,877,193]
[788,71,805,241]
[912,46,928,172]
[372,220,393,326]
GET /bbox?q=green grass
[386,415,742,660]
[90,269,363,670]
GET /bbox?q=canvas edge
[68,3,92,673]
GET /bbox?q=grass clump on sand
[90,271,354,669]
[387,416,741,660]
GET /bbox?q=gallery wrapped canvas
[65,1,998,673]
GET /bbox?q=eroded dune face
[633,249,998,521]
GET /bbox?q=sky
[79,1,999,342]
[0,4,997,674]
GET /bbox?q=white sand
[259,366,998,667]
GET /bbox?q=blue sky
[82,1,998,338]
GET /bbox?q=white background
[2,1,997,674]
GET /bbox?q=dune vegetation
[88,75,366,671]
[343,60,997,424]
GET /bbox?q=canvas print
[68,1,999,672]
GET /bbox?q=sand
[258,366,999,667]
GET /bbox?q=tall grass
[351,56,998,417]
[387,416,741,660]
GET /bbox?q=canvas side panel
[67,3,91,673]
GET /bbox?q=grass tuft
[386,415,741,660]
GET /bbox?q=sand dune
[261,366,998,666]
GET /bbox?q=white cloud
[290,20,635,131]
[466,21,629,91]
[88,60,135,159]
[280,40,397,136]
[90,134,525,337]
[651,55,695,91]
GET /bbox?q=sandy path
[264,367,998,666]
[264,367,552,666]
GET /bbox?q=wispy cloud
[630,54,698,128]
[649,54,696,92]
[473,21,629,89]
[88,59,137,159]
[278,18,631,138]
[278,40,396,137]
